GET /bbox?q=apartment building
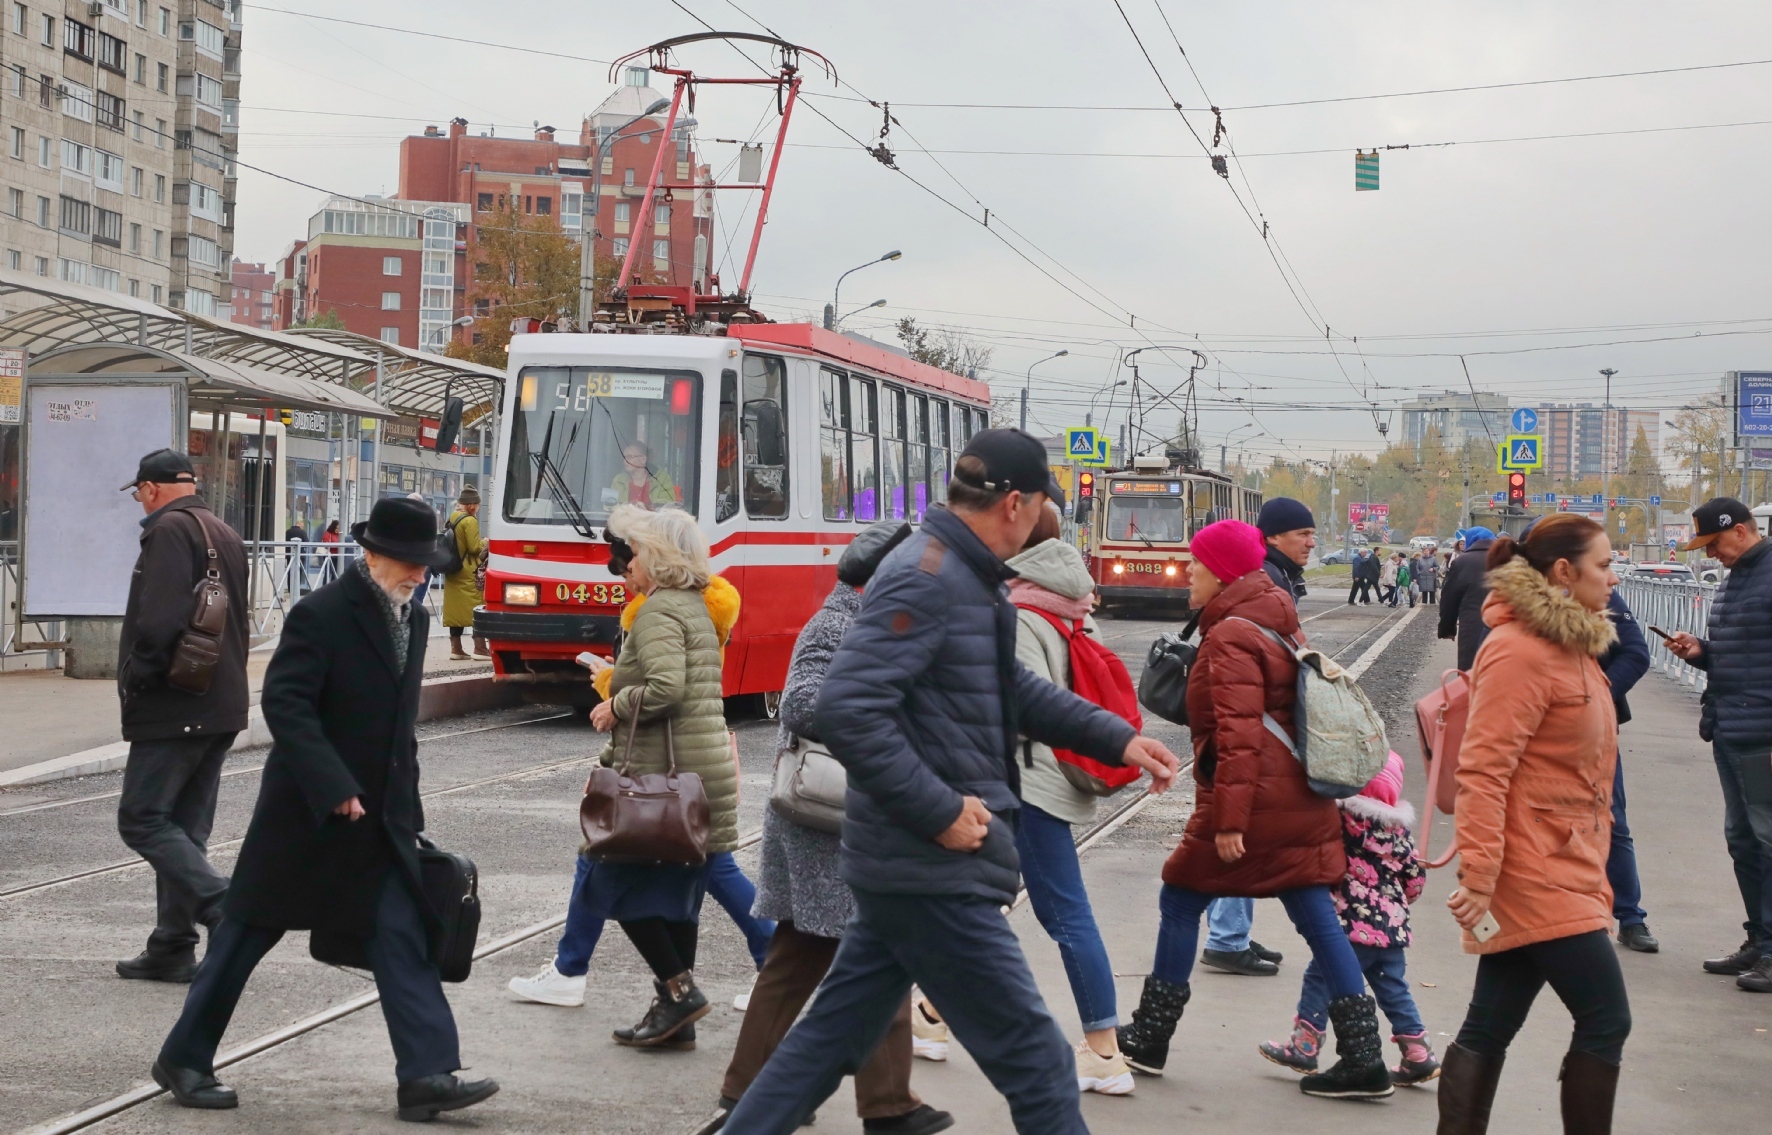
[1400,390,1512,452]
[1536,403,1660,483]
[0,0,238,314]
[226,255,268,328]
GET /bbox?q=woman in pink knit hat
[1117,519,1396,1100]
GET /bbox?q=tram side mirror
[434,396,465,453]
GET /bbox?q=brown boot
[1436,1043,1505,1135]
[1558,1050,1619,1135]
[472,638,491,658]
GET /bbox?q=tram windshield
[1105,496,1189,543]
[503,366,701,531]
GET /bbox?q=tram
[1080,456,1263,610]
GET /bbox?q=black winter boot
[613,973,710,1047]
[1558,1050,1619,1135]
[1299,993,1394,1099]
[1115,976,1190,1075]
[1435,1044,1505,1134]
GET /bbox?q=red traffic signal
[1507,472,1527,506]
[1078,471,1094,499]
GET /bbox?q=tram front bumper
[1098,584,1193,605]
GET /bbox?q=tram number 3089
[555,582,628,606]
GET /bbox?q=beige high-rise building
[0,0,238,313]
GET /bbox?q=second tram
[1081,458,1263,609]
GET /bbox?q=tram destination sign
[1109,480,1183,495]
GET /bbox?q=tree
[446,203,583,370]
[894,317,993,378]
[293,307,345,330]
[1666,399,1731,502]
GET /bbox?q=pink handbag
[1414,669,1470,868]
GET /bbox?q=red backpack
[1018,606,1146,797]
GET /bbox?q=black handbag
[416,833,481,983]
[164,510,231,695]
[1137,611,1202,727]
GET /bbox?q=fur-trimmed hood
[1339,793,1416,831]
[595,575,741,698]
[1479,557,1617,657]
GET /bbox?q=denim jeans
[1298,943,1425,1036]
[1014,802,1118,1031]
[1204,896,1253,953]
[555,850,776,976]
[1153,884,1363,997]
[1713,738,1772,951]
[1606,753,1648,929]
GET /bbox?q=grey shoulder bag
[768,735,848,834]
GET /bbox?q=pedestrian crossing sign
[1496,435,1542,472]
[1081,438,1111,468]
[1065,427,1100,460]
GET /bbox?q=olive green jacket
[599,585,738,852]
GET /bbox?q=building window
[61,81,94,123]
[150,282,161,302]
[130,166,142,195]
[37,73,49,108]
[475,192,492,211]
[9,3,22,35]
[58,195,91,235]
[536,196,551,216]
[128,221,140,252]
[154,61,166,92]
[35,195,48,226]
[623,168,635,187]
[135,0,145,27]
[381,291,401,310]
[131,110,144,141]
[153,173,164,202]
[6,250,17,271]
[93,206,122,246]
[97,90,124,131]
[151,228,163,258]
[94,149,123,190]
[653,239,669,268]
[133,52,145,84]
[382,255,401,275]
[34,255,47,276]
[39,12,51,45]
[612,237,628,258]
[36,135,49,167]
[63,17,94,60]
[185,234,220,268]
[7,63,20,96]
[380,327,399,344]
[8,127,21,159]
[181,18,222,55]
[184,72,221,110]
[189,181,220,220]
[157,6,167,36]
[184,288,215,316]
[96,30,126,74]
[61,140,92,175]
[5,188,18,217]
[155,118,166,149]
[91,266,120,292]
[58,257,88,285]
[128,278,138,296]
[655,203,670,231]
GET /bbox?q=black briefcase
[416,834,480,983]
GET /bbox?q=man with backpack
[441,487,487,660]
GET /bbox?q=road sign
[1080,438,1111,468]
[1591,494,1603,505]
[1355,150,1379,190]
[1650,495,1662,506]
[1064,427,1099,460]
[1501,435,1542,470]
[1510,407,1539,434]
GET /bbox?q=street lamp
[834,298,887,326]
[1087,380,1127,429]
[825,250,902,330]
[1020,349,1069,432]
[1600,367,1618,528]
[578,98,673,317]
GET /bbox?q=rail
[1,541,63,668]
[1617,576,1712,693]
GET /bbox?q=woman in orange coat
[1441,513,1629,1135]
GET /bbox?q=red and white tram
[476,324,993,712]
[1081,459,1263,610]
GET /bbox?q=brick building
[226,256,270,328]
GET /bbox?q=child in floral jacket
[1259,751,1440,1085]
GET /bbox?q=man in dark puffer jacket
[722,430,1181,1135]
[1438,527,1497,671]
[1667,498,1772,990]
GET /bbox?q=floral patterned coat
[1333,794,1425,949]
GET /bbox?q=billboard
[1736,371,1772,438]
[1348,502,1389,533]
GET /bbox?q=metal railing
[249,540,366,636]
[1618,576,1713,692]
[1,541,64,669]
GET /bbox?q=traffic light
[1075,470,1094,523]
[1078,471,1094,499]
[1507,471,1527,508]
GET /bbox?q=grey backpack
[1227,618,1389,799]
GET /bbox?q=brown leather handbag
[579,710,710,865]
[165,510,231,695]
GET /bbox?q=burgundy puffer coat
[1161,571,1347,896]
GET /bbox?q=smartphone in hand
[575,651,612,674]
[1472,911,1502,943]
[1647,625,1674,643]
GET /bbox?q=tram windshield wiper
[534,411,597,539]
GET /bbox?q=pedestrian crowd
[105,434,1770,1135]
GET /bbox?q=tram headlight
[1165,564,1177,577]
[503,582,540,607]
[1111,562,1125,575]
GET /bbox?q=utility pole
[1020,350,1068,433]
[1600,368,1617,531]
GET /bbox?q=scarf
[1007,577,1094,621]
[355,556,412,673]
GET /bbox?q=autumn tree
[894,317,993,378]
[293,307,345,330]
[446,203,582,370]
[1665,399,1731,501]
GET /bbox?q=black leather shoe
[1703,940,1761,975]
[1738,957,1772,993]
[1617,924,1659,953]
[152,1057,238,1109]
[118,950,197,983]
[396,1073,500,1122]
[1201,947,1280,976]
[1250,940,1284,964]
[864,1104,956,1135]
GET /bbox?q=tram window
[741,354,789,519]
[850,376,879,521]
[503,365,700,528]
[1106,496,1188,543]
[819,367,850,521]
[930,398,951,506]
[715,368,740,522]
[908,393,930,520]
[882,386,908,521]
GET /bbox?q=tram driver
[609,442,678,509]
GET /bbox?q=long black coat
[1437,538,1494,671]
[225,565,429,944]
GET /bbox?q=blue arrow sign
[1065,427,1099,459]
[1511,407,1539,434]
[1650,495,1662,506]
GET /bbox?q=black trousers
[116,733,235,956]
[160,872,460,1083]
[1454,929,1631,1065]
[1348,579,1373,603]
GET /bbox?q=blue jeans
[555,851,776,975]
[1153,884,1362,998]
[1713,739,1772,951]
[1014,803,1118,1031]
[1298,943,1425,1036]
[724,890,1084,1135]
[1606,753,1648,928]
[1204,896,1253,953]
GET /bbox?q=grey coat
[752,583,862,939]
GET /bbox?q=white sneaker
[1075,1041,1135,1095]
[911,1000,949,1062]
[734,974,756,1011]
[507,961,585,1007]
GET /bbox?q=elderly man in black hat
[151,498,499,1121]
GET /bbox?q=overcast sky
[233,1,1772,462]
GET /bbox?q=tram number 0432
[555,582,627,606]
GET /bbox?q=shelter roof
[27,343,394,418]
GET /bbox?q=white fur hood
[1339,794,1416,830]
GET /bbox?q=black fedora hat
[352,497,454,568]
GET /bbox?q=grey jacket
[1007,539,1101,826]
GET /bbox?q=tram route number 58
[555,582,628,606]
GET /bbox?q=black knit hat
[1257,497,1316,538]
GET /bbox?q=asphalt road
[15,590,1748,1135]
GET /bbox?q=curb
[0,673,521,789]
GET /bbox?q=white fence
[1617,576,1713,693]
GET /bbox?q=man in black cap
[152,497,499,1120]
[720,429,1182,1135]
[115,449,249,983]
[1665,498,1772,991]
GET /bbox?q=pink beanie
[1190,518,1267,584]
[1360,750,1405,807]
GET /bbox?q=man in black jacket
[1437,526,1496,671]
[115,449,249,983]
[1258,496,1313,605]
[153,498,498,1121]
[721,430,1181,1135]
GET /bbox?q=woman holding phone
[1441,514,1629,1135]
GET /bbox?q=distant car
[1348,532,1369,547]
[1319,549,1350,566]
[1700,567,1724,586]
[1408,536,1438,553]
[1625,563,1697,584]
